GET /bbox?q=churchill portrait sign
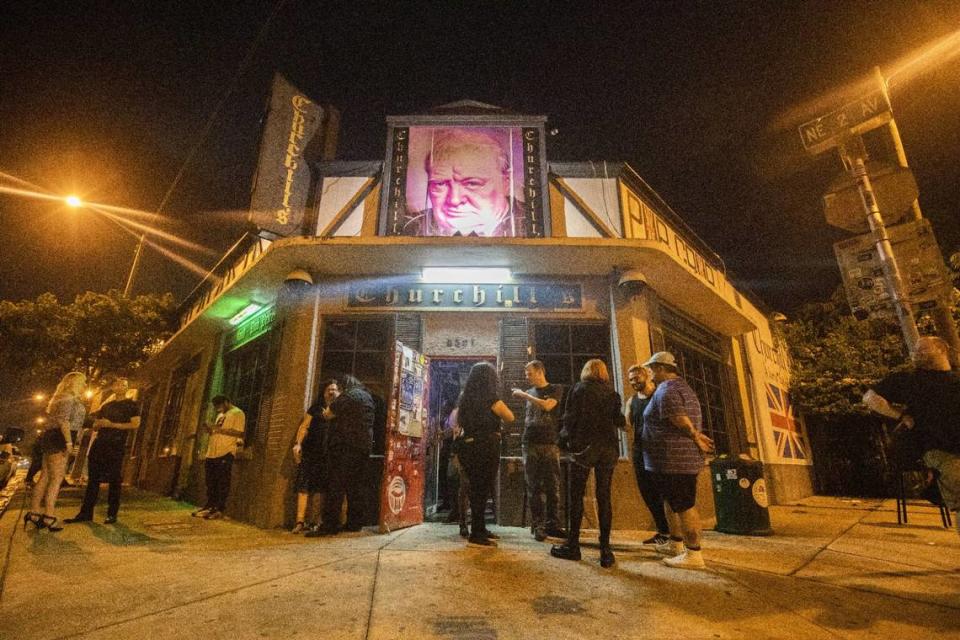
[381,124,548,238]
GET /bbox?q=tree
[781,286,911,419]
[0,289,174,390]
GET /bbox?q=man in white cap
[641,351,714,569]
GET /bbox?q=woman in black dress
[456,362,514,546]
[550,359,624,568]
[291,379,339,533]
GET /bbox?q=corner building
[129,96,814,531]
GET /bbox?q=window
[129,386,156,459]
[156,357,198,456]
[533,322,611,386]
[659,306,734,455]
[318,318,393,453]
[319,319,392,389]
[222,333,275,445]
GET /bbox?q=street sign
[834,219,950,321]
[799,89,891,154]
[822,162,918,232]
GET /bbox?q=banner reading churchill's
[382,125,546,238]
[248,75,338,237]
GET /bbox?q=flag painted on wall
[766,384,807,460]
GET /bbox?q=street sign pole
[874,67,921,223]
[840,139,920,355]
[874,66,960,365]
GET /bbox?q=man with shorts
[642,352,714,569]
[864,336,960,538]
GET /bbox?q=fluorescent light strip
[420,267,513,284]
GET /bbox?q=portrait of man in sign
[400,127,528,237]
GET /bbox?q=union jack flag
[766,384,807,460]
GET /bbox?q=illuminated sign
[229,305,275,350]
[381,124,548,238]
[347,282,582,312]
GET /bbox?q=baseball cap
[642,351,678,369]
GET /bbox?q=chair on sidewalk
[895,469,953,528]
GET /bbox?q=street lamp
[33,392,46,403]
[61,194,146,298]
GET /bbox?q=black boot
[550,542,581,561]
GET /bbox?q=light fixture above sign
[228,302,265,326]
[420,267,512,283]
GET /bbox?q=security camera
[617,269,649,296]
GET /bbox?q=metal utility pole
[839,138,920,355]
[122,234,146,298]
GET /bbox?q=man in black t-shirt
[626,364,670,545]
[865,336,960,537]
[512,360,567,541]
[66,378,141,525]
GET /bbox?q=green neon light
[229,305,276,350]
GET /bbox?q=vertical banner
[379,341,429,532]
[248,75,333,236]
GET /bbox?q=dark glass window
[533,322,611,387]
[156,356,198,456]
[222,332,275,445]
[318,318,392,453]
[658,304,733,455]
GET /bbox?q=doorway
[424,357,495,517]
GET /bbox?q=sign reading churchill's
[381,123,548,238]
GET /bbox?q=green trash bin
[710,455,773,536]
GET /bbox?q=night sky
[2,1,958,313]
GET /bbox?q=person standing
[25,371,87,532]
[309,375,375,536]
[626,364,670,545]
[193,395,245,520]
[457,362,514,547]
[65,378,140,524]
[642,352,714,569]
[512,360,567,541]
[864,336,960,538]
[550,359,623,568]
[290,379,339,533]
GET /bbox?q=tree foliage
[0,289,174,388]
[782,287,911,418]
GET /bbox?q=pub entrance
[424,357,495,519]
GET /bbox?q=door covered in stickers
[379,341,430,532]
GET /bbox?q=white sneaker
[663,549,706,569]
[191,508,211,518]
[655,539,685,556]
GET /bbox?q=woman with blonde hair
[551,359,624,568]
[25,371,87,531]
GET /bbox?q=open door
[379,341,430,533]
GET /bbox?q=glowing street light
[65,195,83,208]
[35,416,46,425]
[33,392,46,403]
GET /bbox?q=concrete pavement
[0,485,957,640]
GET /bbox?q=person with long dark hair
[551,359,624,568]
[25,371,87,532]
[290,379,339,533]
[456,361,514,546]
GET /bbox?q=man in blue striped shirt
[642,352,714,569]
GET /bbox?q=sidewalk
[0,485,957,640]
